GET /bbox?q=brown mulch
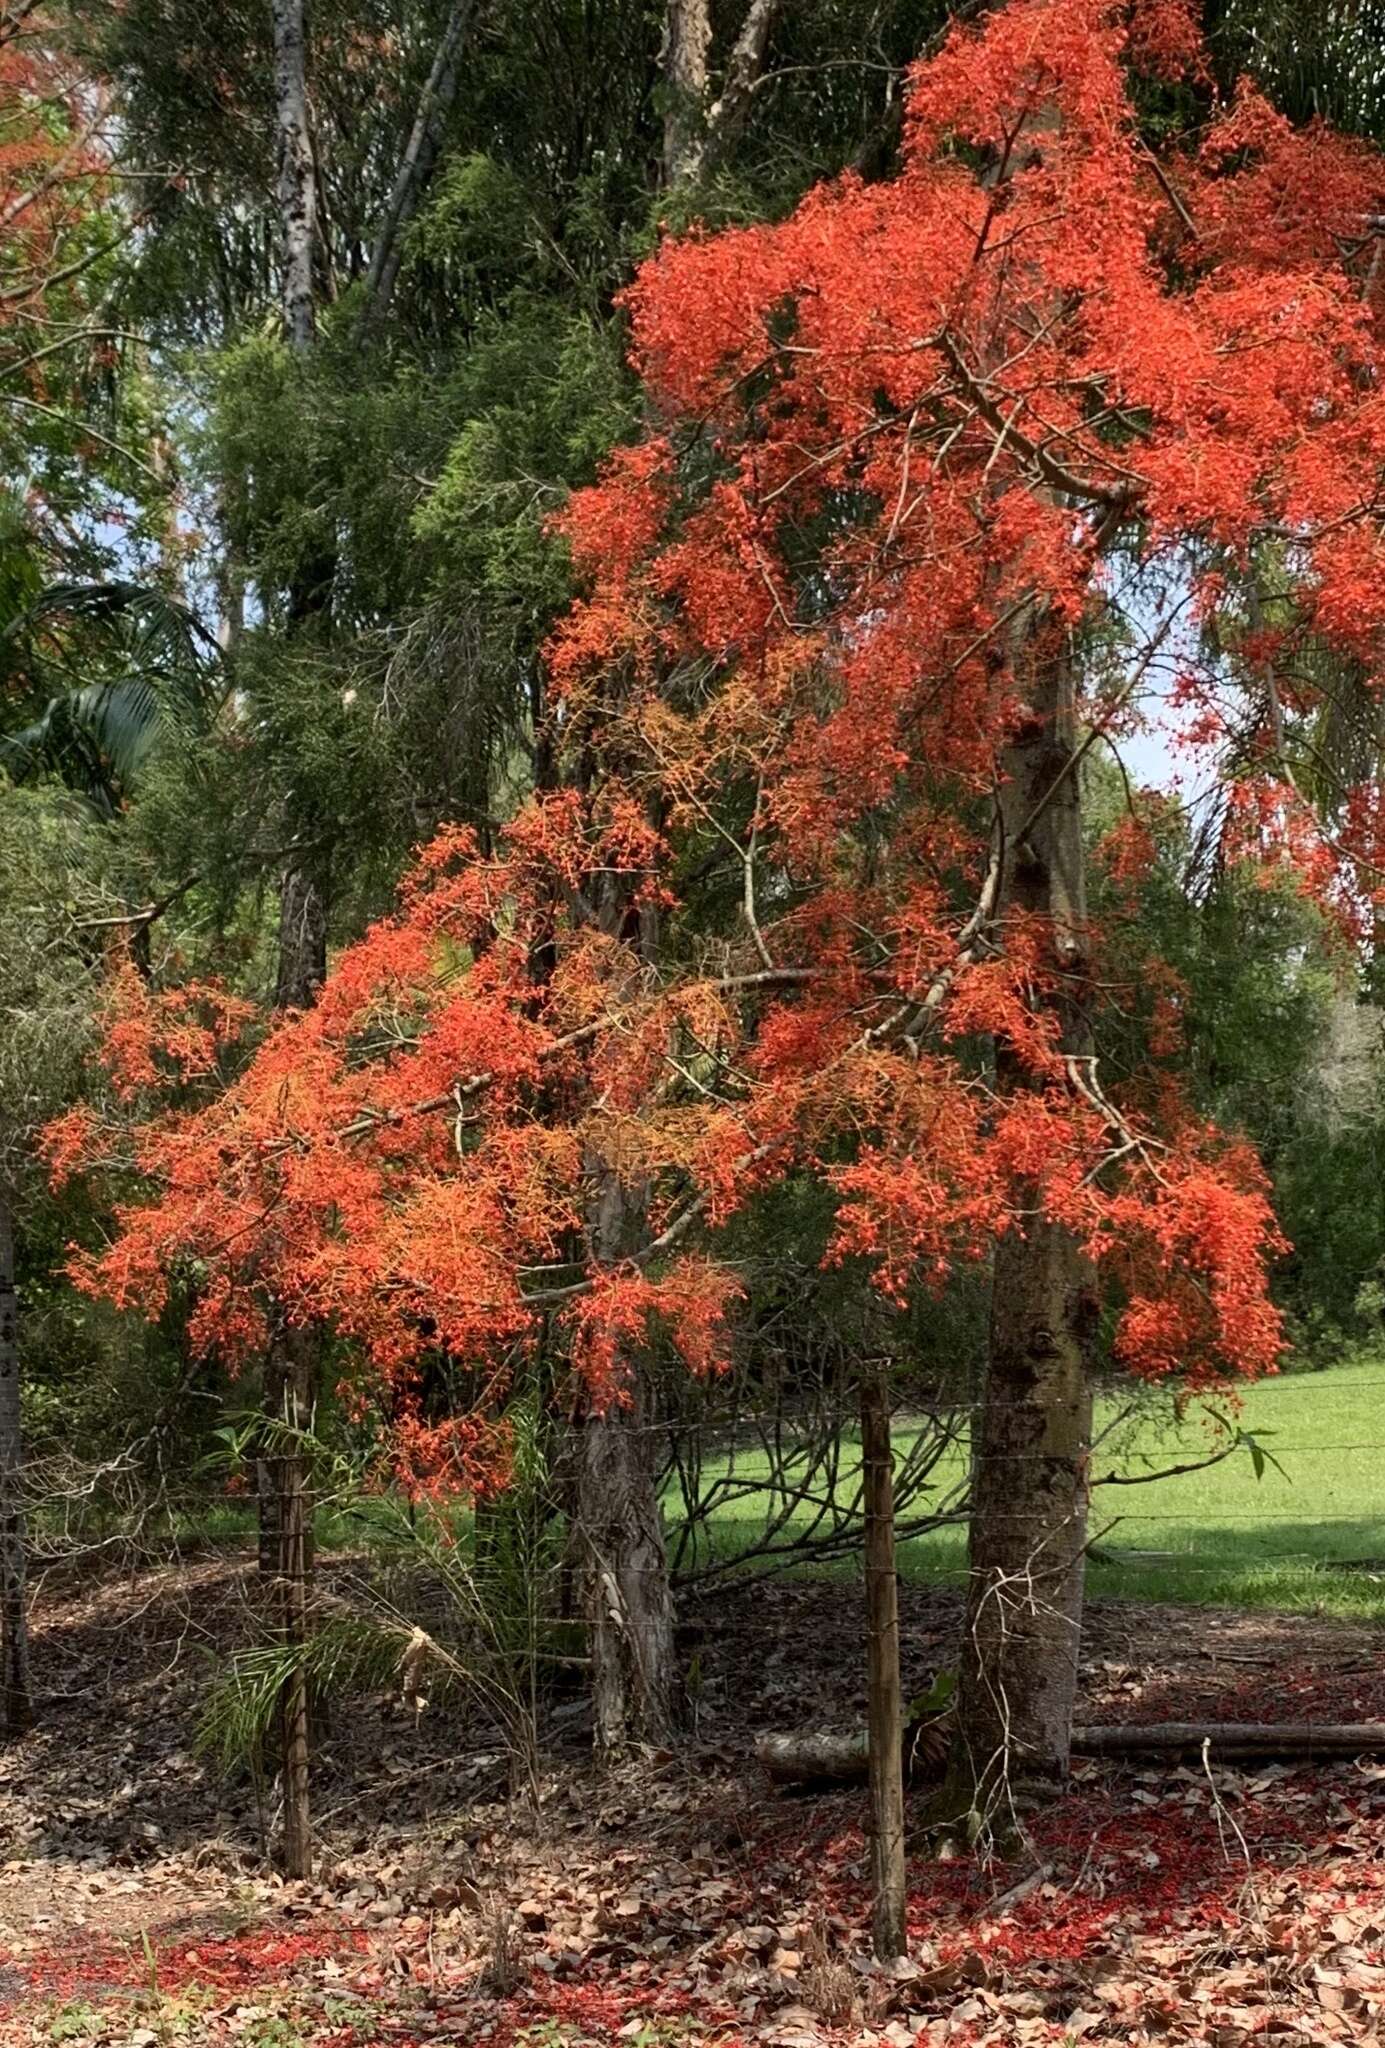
[1,1557,1384,2045]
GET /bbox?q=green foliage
[1082,755,1385,1350]
[1212,0,1385,136]
[0,784,112,1162]
[44,2003,100,2044]
[414,297,634,619]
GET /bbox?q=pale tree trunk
[661,0,781,187]
[271,0,316,353]
[662,0,712,187]
[270,0,330,1011]
[215,528,247,659]
[948,650,1096,1824]
[861,1365,906,1959]
[577,1164,677,1757]
[0,1194,31,1737]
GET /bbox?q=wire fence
[15,1444,1385,1578]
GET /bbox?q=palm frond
[196,1613,461,1775]
[0,577,224,810]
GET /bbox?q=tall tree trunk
[661,0,781,187]
[662,0,712,187]
[264,0,323,1876]
[0,1194,31,1737]
[947,649,1096,1824]
[271,0,331,1013]
[861,1365,906,1959]
[577,1165,677,1757]
[271,0,316,354]
[563,0,786,1760]
[275,861,327,1010]
[360,0,477,336]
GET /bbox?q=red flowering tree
[53,0,1385,1815]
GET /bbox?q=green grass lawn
[695,1353,1385,1621]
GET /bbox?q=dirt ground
[3,1558,1385,2046]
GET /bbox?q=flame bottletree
[53,0,1385,1808]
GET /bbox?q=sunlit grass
[690,1352,1385,1620]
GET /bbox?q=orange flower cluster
[0,19,112,366]
[52,0,1385,1484]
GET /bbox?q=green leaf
[906,1668,956,1720]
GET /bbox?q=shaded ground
[3,1558,1385,2045]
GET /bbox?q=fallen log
[755,1720,1385,1787]
[1071,1722,1385,1760]
[757,1727,870,1786]
[756,1715,950,1788]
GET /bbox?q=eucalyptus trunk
[360,0,477,334]
[661,0,712,187]
[661,0,781,186]
[0,1195,31,1736]
[270,0,330,1013]
[270,0,316,353]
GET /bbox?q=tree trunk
[360,0,477,335]
[662,0,712,187]
[661,0,781,188]
[0,1195,31,1737]
[955,1215,1093,1812]
[270,0,316,353]
[861,1366,906,1960]
[947,648,1096,1823]
[262,0,326,1878]
[563,0,784,1758]
[576,1382,677,1756]
[576,1162,676,1757]
[269,0,331,1019]
[702,0,780,177]
[275,861,327,1010]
